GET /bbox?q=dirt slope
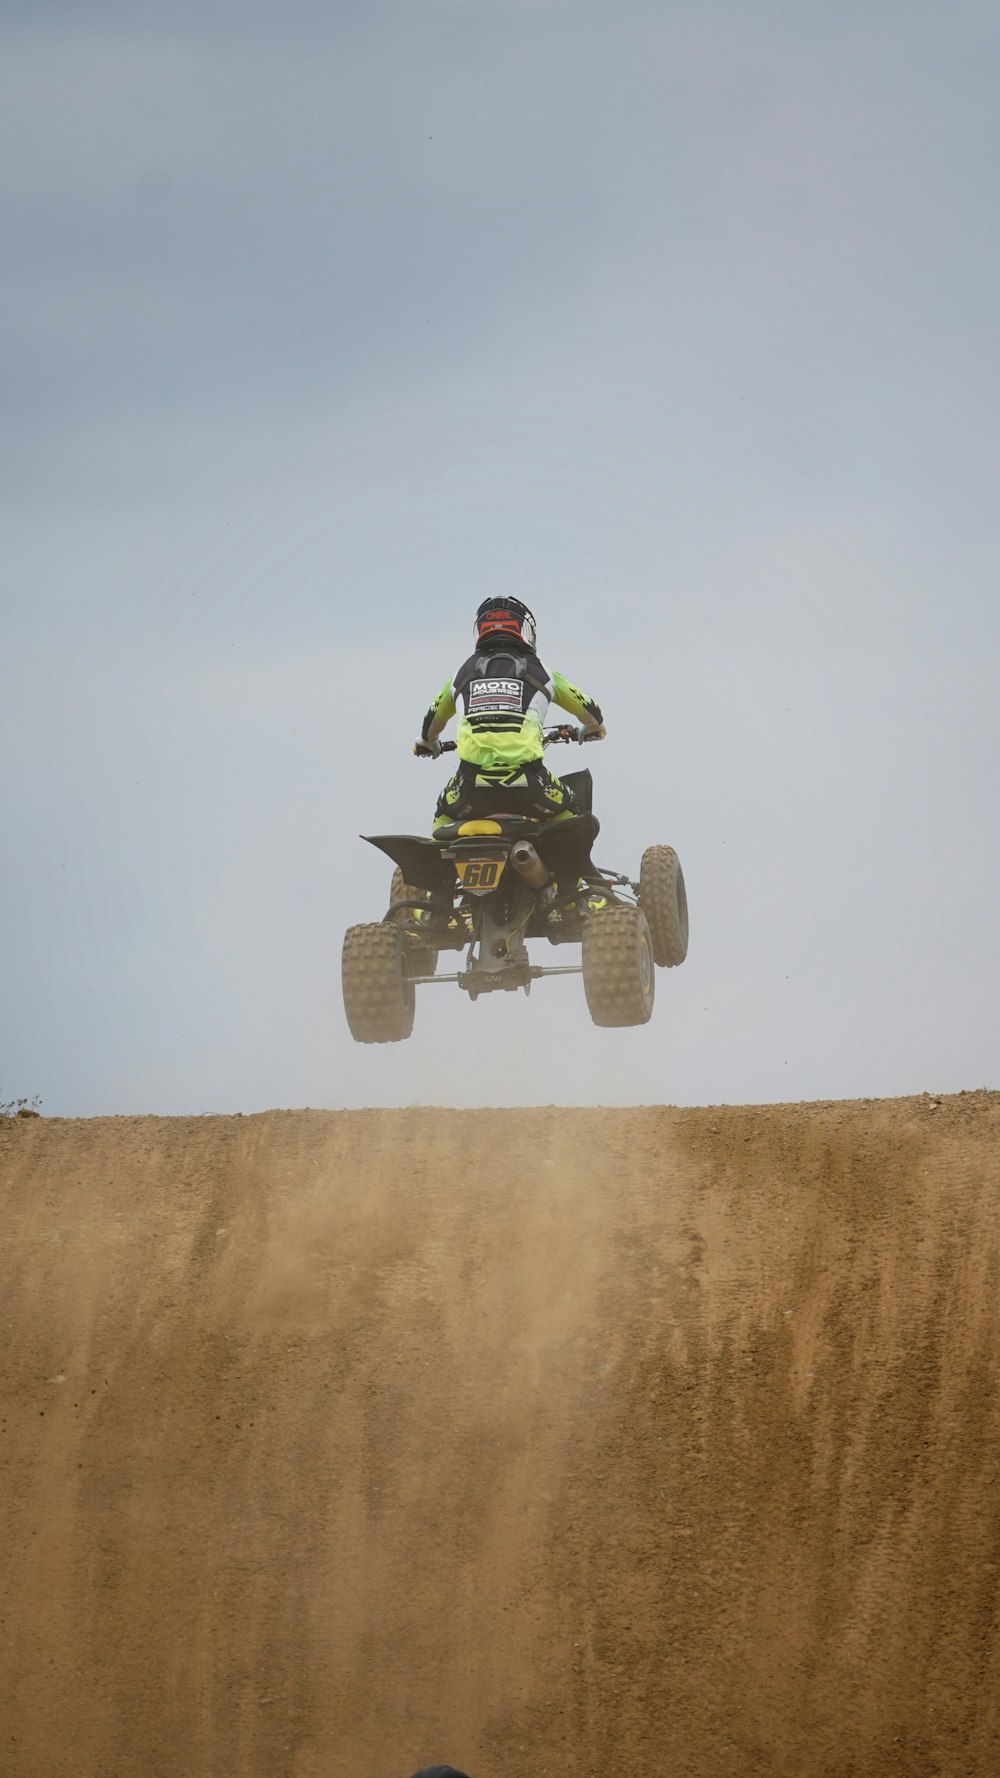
[2,1094,999,1778]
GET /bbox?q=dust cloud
[2,1094,999,1777]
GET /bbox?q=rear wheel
[582,907,655,1028]
[639,845,689,967]
[342,922,415,1043]
[389,867,439,976]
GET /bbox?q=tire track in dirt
[1,1093,998,1777]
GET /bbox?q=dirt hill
[2,1093,999,1778]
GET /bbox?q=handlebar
[418,725,602,758]
[543,724,602,745]
[438,726,595,752]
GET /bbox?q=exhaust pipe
[510,840,550,888]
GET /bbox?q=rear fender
[531,812,600,884]
[559,768,593,814]
[363,834,455,895]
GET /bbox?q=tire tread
[582,907,655,1027]
[640,845,689,967]
[342,922,415,1043]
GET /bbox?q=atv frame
[342,730,688,1041]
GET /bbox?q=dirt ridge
[2,1092,998,1777]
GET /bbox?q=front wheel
[342,923,415,1043]
[639,845,689,967]
[582,907,655,1028]
[389,867,439,976]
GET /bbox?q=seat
[432,814,540,843]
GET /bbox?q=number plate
[455,857,506,895]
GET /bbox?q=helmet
[474,597,537,652]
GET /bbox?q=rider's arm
[414,679,457,755]
[552,670,605,736]
[421,679,456,744]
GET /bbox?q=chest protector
[452,648,552,733]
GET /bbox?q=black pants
[433,759,578,831]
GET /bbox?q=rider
[414,599,605,832]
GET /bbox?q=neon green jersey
[420,650,604,769]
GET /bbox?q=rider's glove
[581,725,607,742]
[413,738,442,759]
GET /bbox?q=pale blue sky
[2,0,997,1113]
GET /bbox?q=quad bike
[342,727,688,1042]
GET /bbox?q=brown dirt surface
[2,1092,999,1778]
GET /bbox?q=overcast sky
[2,0,997,1115]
